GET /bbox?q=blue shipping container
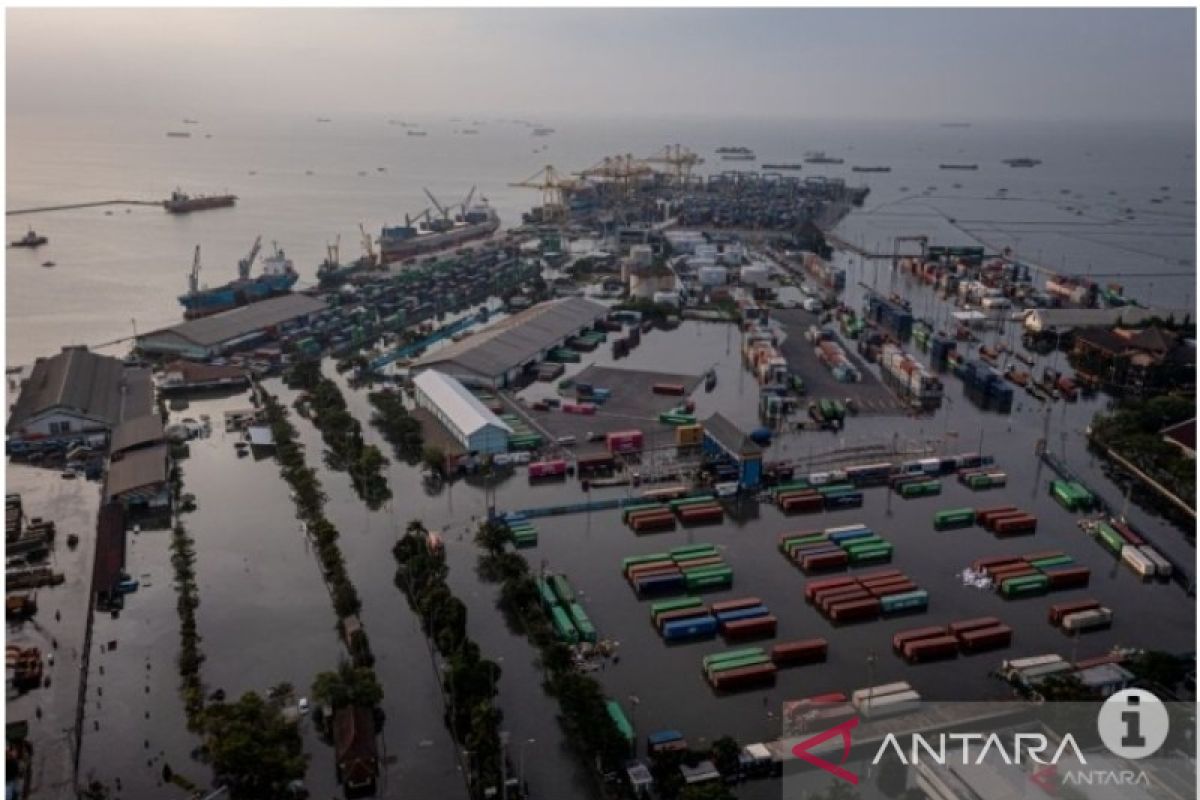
[662,615,718,641]
[828,528,875,545]
[714,606,769,624]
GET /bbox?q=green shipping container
[686,573,733,590]
[880,590,929,613]
[670,543,719,558]
[669,496,717,511]
[705,653,771,676]
[1028,555,1073,570]
[550,575,576,606]
[551,605,579,643]
[773,480,812,495]
[605,700,635,744]
[1094,525,1124,555]
[703,647,766,669]
[650,597,704,621]
[817,483,856,496]
[569,603,597,643]
[849,545,894,563]
[623,553,671,571]
[934,508,976,529]
[1000,575,1050,597]
[622,504,666,523]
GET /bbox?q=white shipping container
[857,690,922,719]
[851,681,912,705]
[1121,546,1156,578]
[1140,546,1173,577]
[1005,654,1065,671]
[1061,607,1113,632]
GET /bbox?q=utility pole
[500,730,510,800]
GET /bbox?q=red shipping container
[903,635,959,663]
[828,597,881,622]
[816,587,870,612]
[892,626,948,653]
[866,579,916,598]
[948,617,1002,637]
[626,562,679,580]
[971,555,1022,571]
[673,555,725,571]
[680,506,724,525]
[1109,519,1145,546]
[958,624,1012,652]
[655,607,711,630]
[856,568,903,583]
[983,510,1027,531]
[1044,566,1090,590]
[606,429,644,454]
[805,576,857,603]
[710,597,763,614]
[722,614,778,640]
[528,459,568,478]
[652,383,686,396]
[802,552,850,573]
[1020,550,1065,563]
[709,662,777,691]
[994,515,1038,536]
[772,639,829,666]
[975,506,1018,527]
[1048,599,1101,625]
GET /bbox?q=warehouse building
[412,370,512,455]
[701,412,763,490]
[411,297,609,387]
[6,346,154,450]
[135,294,327,360]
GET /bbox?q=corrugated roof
[110,414,165,455]
[412,297,608,378]
[140,294,327,348]
[7,347,151,433]
[106,443,169,500]
[413,370,512,438]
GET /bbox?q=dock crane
[404,208,432,229]
[577,153,654,196]
[187,245,202,294]
[236,236,262,280]
[644,144,703,185]
[508,165,580,221]
[423,188,454,231]
[322,235,341,272]
[358,223,378,268]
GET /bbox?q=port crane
[423,188,459,232]
[509,165,581,221]
[237,236,262,280]
[644,144,703,185]
[577,154,654,196]
[404,208,432,228]
[323,235,341,271]
[358,223,378,268]
[187,245,202,294]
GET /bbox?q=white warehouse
[412,370,512,455]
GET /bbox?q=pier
[7,199,162,216]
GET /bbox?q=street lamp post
[519,737,536,795]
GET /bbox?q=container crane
[423,187,453,231]
[644,144,703,185]
[577,154,654,196]
[509,165,580,221]
[237,236,262,280]
[187,245,202,294]
[358,223,378,268]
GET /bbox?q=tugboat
[9,229,47,248]
[704,369,717,392]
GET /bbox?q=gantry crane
[577,153,654,196]
[643,144,703,185]
[358,224,378,268]
[509,165,581,221]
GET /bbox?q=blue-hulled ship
[178,237,299,319]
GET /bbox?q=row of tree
[473,520,631,780]
[166,448,309,798]
[367,387,426,464]
[393,522,505,796]
[285,359,391,510]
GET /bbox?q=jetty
[7,200,163,217]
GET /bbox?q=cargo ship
[722,153,757,161]
[804,151,845,164]
[852,165,891,173]
[9,229,47,248]
[715,146,753,154]
[163,189,237,214]
[761,163,802,171]
[1003,158,1042,168]
[379,187,499,264]
[316,225,380,288]
[178,237,298,319]
[532,127,555,136]
[939,163,979,170]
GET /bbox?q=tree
[710,736,740,779]
[679,784,736,800]
[1126,650,1188,690]
[422,445,446,475]
[311,662,383,711]
[199,692,308,799]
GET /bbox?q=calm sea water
[6,112,1196,366]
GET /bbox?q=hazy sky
[7,8,1196,122]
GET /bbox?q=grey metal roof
[702,412,762,457]
[110,414,165,455]
[106,443,169,499]
[413,297,609,379]
[412,370,512,437]
[140,294,327,348]
[7,347,150,433]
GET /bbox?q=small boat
[41,261,55,268]
[10,229,47,248]
[166,131,191,138]
[704,370,717,392]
